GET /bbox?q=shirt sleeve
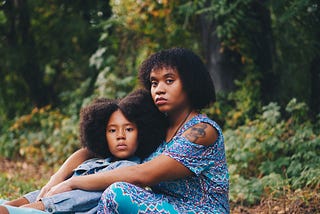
[163,136,218,175]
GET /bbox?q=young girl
[3,47,229,213]
[0,89,167,214]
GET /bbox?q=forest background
[0,0,319,213]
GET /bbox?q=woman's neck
[167,109,191,126]
[165,109,196,142]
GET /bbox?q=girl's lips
[117,143,127,150]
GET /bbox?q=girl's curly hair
[138,47,216,110]
[79,89,167,159]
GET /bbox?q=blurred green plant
[0,105,79,166]
[0,168,50,200]
[225,99,320,205]
[204,71,261,129]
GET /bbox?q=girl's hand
[44,179,73,197]
[36,176,63,200]
[36,148,93,200]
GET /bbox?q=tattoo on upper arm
[185,123,207,142]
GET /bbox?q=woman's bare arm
[183,122,218,146]
[44,123,217,196]
[44,154,193,196]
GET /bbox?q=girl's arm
[37,148,93,199]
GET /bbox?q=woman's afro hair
[138,47,216,110]
[79,89,167,159]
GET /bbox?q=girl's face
[150,68,190,115]
[106,109,138,160]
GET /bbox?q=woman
[2,47,229,213]
[96,47,230,213]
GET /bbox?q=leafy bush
[204,71,262,129]
[225,99,320,205]
[1,94,319,207]
[0,106,79,166]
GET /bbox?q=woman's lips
[155,97,167,105]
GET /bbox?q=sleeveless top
[144,114,230,213]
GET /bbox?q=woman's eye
[166,79,174,84]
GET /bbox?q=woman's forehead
[150,67,178,76]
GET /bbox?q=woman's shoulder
[181,114,222,146]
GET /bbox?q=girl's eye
[108,129,116,133]
[126,127,134,132]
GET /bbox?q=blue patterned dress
[97,114,229,214]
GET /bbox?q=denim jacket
[73,156,141,176]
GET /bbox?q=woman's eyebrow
[164,73,175,78]
[107,123,135,127]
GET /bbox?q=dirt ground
[0,157,54,181]
[1,158,319,213]
[231,194,320,214]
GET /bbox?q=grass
[0,157,54,200]
[1,157,319,213]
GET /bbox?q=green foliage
[192,0,320,112]
[225,99,320,205]
[205,71,261,128]
[89,46,136,99]
[0,0,319,208]
[0,171,47,200]
[85,0,203,100]
[271,0,319,106]
[226,72,261,128]
[0,0,109,120]
[0,106,79,166]
[193,0,252,43]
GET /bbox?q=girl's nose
[117,129,126,139]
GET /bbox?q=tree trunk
[15,0,50,107]
[199,14,238,93]
[310,56,320,117]
[250,1,276,104]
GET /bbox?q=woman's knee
[101,182,133,203]
[109,181,131,189]
[98,182,139,213]
[103,182,131,195]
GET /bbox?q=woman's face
[106,109,138,160]
[150,68,190,115]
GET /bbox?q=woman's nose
[155,82,165,94]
